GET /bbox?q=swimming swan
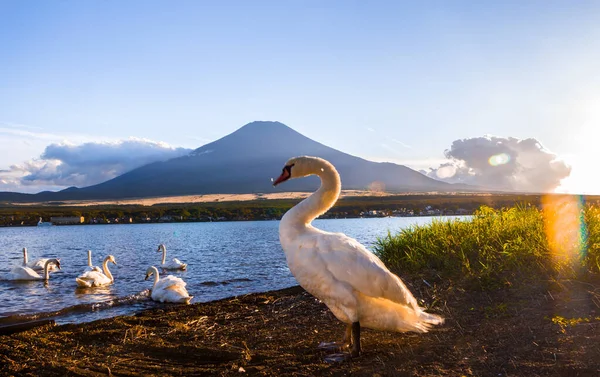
[156,244,187,270]
[144,266,193,304]
[83,250,102,273]
[9,258,61,281]
[273,156,444,359]
[75,255,116,287]
[22,247,59,272]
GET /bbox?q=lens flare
[488,153,511,166]
[542,195,587,276]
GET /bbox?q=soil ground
[1,276,599,376]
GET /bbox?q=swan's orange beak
[273,165,292,186]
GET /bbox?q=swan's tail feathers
[184,296,193,305]
[76,277,92,288]
[418,310,444,326]
[356,293,444,333]
[409,310,445,333]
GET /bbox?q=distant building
[50,216,85,225]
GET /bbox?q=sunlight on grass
[551,315,600,334]
[542,195,587,277]
[375,201,600,287]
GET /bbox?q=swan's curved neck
[43,260,52,281]
[87,250,92,267]
[160,246,167,264]
[151,267,160,288]
[282,159,341,227]
[23,248,28,265]
[103,258,114,282]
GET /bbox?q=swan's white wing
[27,258,58,272]
[162,258,186,270]
[163,284,192,301]
[76,270,111,286]
[84,265,102,273]
[316,231,419,308]
[152,276,191,303]
[9,266,41,280]
[155,275,186,291]
[27,259,48,270]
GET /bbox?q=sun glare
[542,194,587,275]
[488,153,510,167]
[557,98,600,195]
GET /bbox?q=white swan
[37,217,52,227]
[144,266,193,304]
[156,244,187,270]
[75,255,116,287]
[22,247,59,272]
[9,258,61,281]
[273,156,444,358]
[83,250,102,273]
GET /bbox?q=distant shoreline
[5,189,485,207]
[0,191,594,227]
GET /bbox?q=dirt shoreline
[1,278,599,376]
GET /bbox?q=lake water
[0,217,450,325]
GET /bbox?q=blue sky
[1,1,599,193]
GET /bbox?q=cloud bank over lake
[0,139,191,192]
[422,135,571,192]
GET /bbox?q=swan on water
[22,247,59,272]
[144,266,193,304]
[9,258,61,281]
[273,156,444,360]
[156,244,187,270]
[75,255,117,287]
[83,250,102,273]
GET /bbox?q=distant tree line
[0,193,597,227]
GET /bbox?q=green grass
[375,204,600,288]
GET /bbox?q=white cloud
[391,138,412,149]
[0,138,192,192]
[423,135,571,192]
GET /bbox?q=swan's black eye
[283,163,295,174]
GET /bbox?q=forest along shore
[1,276,599,376]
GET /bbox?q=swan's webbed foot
[323,352,353,363]
[320,322,361,362]
[318,323,351,351]
[317,341,349,351]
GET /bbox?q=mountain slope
[1,121,470,202]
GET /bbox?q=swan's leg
[343,323,352,345]
[318,323,352,350]
[350,321,361,357]
[322,323,360,363]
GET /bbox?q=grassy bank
[375,201,600,288]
